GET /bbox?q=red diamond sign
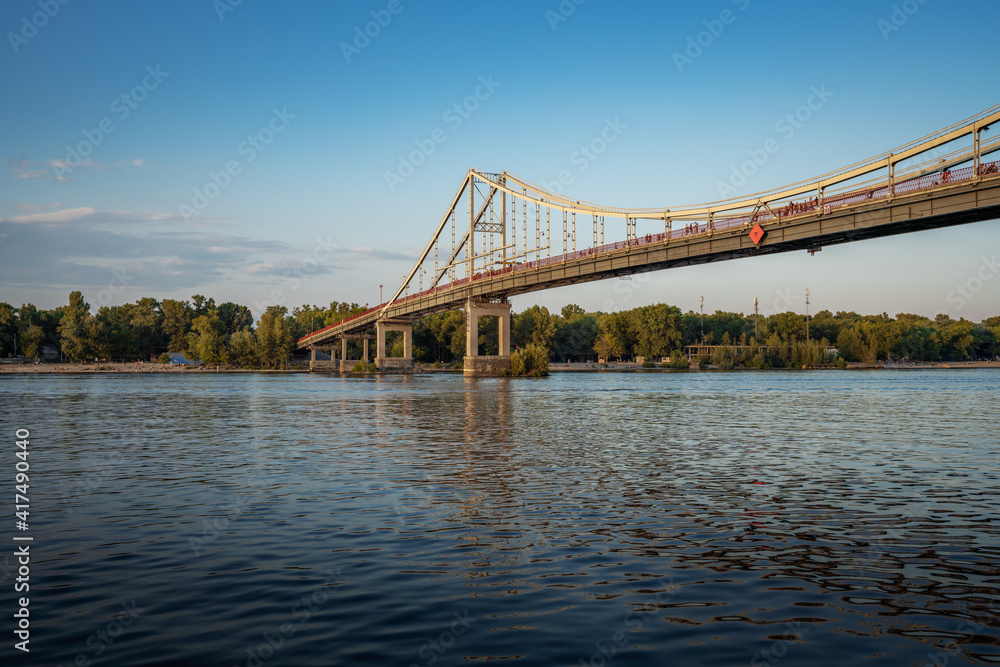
[749,223,765,246]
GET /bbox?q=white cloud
[349,246,420,261]
[15,202,62,212]
[1,157,146,182]
[4,207,96,224]
[0,208,184,226]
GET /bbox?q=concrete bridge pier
[338,335,373,372]
[308,346,337,372]
[338,337,352,372]
[464,298,511,377]
[375,321,414,373]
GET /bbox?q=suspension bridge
[299,105,1000,375]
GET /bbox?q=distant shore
[2,360,999,374]
[548,360,1000,371]
[0,361,308,374]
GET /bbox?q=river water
[2,370,999,666]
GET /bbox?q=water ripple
[1,370,998,665]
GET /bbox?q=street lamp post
[805,288,810,344]
[700,295,704,345]
[754,297,759,343]
[379,284,383,304]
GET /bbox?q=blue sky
[1,0,998,320]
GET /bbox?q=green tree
[228,329,258,366]
[593,334,616,361]
[937,318,976,360]
[767,311,806,342]
[191,294,216,318]
[596,311,634,360]
[0,302,19,357]
[554,308,598,361]
[507,343,549,377]
[160,299,192,351]
[17,304,44,359]
[808,309,842,344]
[513,305,557,356]
[187,313,225,363]
[680,311,702,347]
[979,316,1000,357]
[218,301,254,336]
[413,310,465,362]
[706,310,747,344]
[130,297,162,360]
[92,305,141,360]
[632,304,682,358]
[255,306,292,368]
[836,320,891,363]
[58,291,93,361]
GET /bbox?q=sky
[1,0,998,321]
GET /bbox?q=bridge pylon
[464,297,511,377]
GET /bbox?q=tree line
[2,291,998,366]
[0,292,367,367]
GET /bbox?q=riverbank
[2,360,999,374]
[548,360,1000,371]
[0,361,309,374]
